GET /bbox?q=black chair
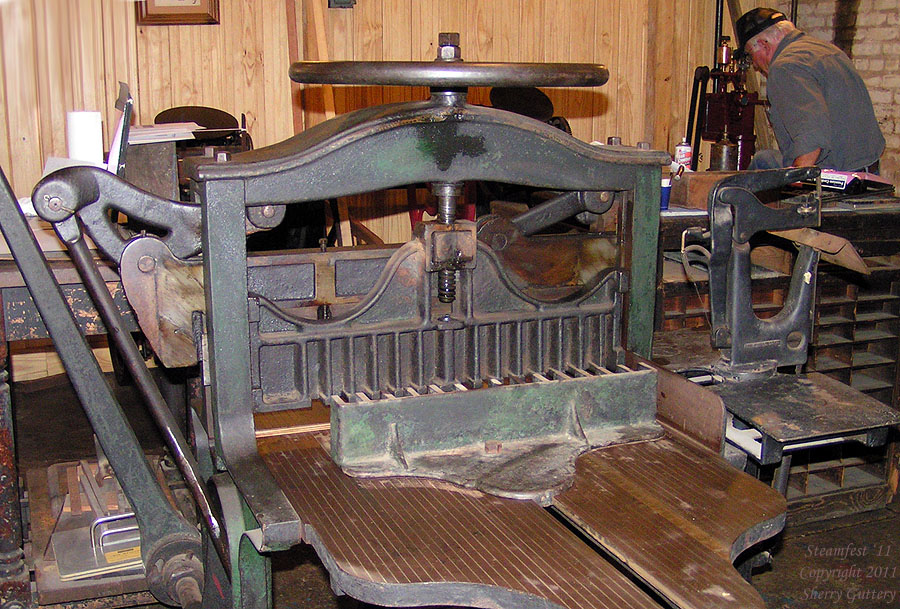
[153,106,253,200]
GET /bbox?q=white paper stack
[128,122,201,145]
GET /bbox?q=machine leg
[773,454,793,497]
[210,474,270,609]
[0,326,31,609]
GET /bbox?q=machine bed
[258,420,785,609]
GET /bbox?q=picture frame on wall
[136,0,220,25]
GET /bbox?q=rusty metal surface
[121,141,178,202]
[709,372,900,443]
[119,238,204,367]
[652,328,721,372]
[553,436,787,609]
[259,433,658,609]
[2,283,136,341]
[330,365,661,504]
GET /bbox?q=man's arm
[768,62,830,165]
[793,148,821,166]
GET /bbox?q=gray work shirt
[767,30,884,170]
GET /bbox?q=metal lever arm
[510,190,614,236]
[32,166,202,264]
[65,236,230,575]
[711,166,821,243]
[0,169,203,606]
[290,61,609,88]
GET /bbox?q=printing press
[0,39,797,609]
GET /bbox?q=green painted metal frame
[191,97,667,552]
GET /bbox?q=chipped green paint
[628,166,662,358]
[331,368,658,466]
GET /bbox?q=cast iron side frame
[188,98,666,550]
[707,167,821,368]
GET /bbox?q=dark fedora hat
[735,7,787,57]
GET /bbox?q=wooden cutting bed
[554,436,786,609]
[258,430,785,609]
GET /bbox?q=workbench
[656,197,900,524]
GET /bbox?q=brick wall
[765,1,899,183]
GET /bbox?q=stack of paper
[128,122,201,144]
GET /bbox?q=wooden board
[670,170,740,208]
[260,433,658,609]
[553,436,787,609]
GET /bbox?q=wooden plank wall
[133,0,293,151]
[1,0,717,198]
[0,0,138,197]
[299,0,715,240]
[0,0,718,378]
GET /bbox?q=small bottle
[674,138,693,168]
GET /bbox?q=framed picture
[136,0,220,25]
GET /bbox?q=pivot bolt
[138,256,156,273]
[261,205,276,218]
[45,195,63,212]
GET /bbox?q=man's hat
[734,7,787,57]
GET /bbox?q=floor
[12,374,900,609]
[754,506,900,608]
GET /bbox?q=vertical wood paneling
[285,0,306,133]
[1,0,44,196]
[1,0,724,200]
[493,0,522,63]
[543,0,574,139]
[519,0,546,63]
[136,25,172,121]
[591,0,618,142]
[133,0,291,146]
[616,2,649,145]
[566,0,598,142]
[100,0,139,142]
[383,0,413,106]
[466,1,494,106]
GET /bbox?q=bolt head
[47,196,63,212]
[484,440,502,455]
[437,32,461,61]
[438,46,461,60]
[438,32,460,46]
[490,234,508,250]
[137,255,156,273]
[261,205,276,218]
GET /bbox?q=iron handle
[290,61,609,88]
[32,166,202,264]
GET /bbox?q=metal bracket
[330,363,661,504]
[707,167,822,368]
